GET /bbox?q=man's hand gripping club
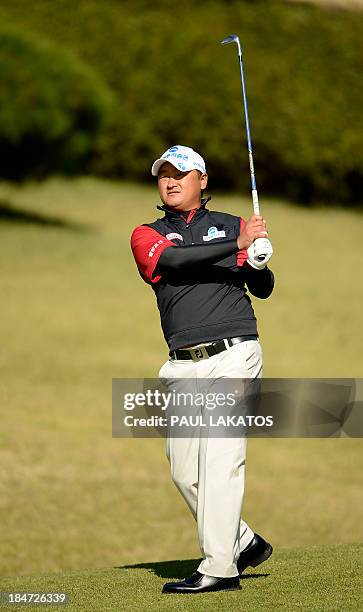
[237,215,273,270]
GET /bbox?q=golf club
[221,34,267,261]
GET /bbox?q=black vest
[145,204,258,351]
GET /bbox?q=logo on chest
[166,232,184,241]
[203,226,226,241]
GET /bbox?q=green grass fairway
[0,543,361,612]
[0,178,362,598]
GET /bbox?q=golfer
[131,145,274,594]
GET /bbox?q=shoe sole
[239,543,273,574]
[162,585,241,594]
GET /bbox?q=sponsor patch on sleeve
[148,239,164,257]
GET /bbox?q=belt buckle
[190,346,209,361]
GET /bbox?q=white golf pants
[158,339,263,578]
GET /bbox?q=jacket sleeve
[130,225,175,283]
[242,261,275,299]
[236,217,248,267]
[155,239,239,274]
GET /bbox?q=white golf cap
[151,145,206,176]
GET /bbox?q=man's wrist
[237,237,248,251]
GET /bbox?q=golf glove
[247,238,273,270]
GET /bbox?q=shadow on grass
[118,558,269,581]
[0,200,89,231]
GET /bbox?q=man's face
[157,162,208,211]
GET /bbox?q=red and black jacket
[131,202,274,351]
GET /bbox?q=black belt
[169,335,258,361]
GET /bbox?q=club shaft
[237,48,260,215]
[221,34,266,260]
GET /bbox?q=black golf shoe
[237,533,273,574]
[162,571,240,594]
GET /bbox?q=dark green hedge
[0,27,114,179]
[0,1,362,203]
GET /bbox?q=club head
[221,34,242,56]
[221,34,240,46]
